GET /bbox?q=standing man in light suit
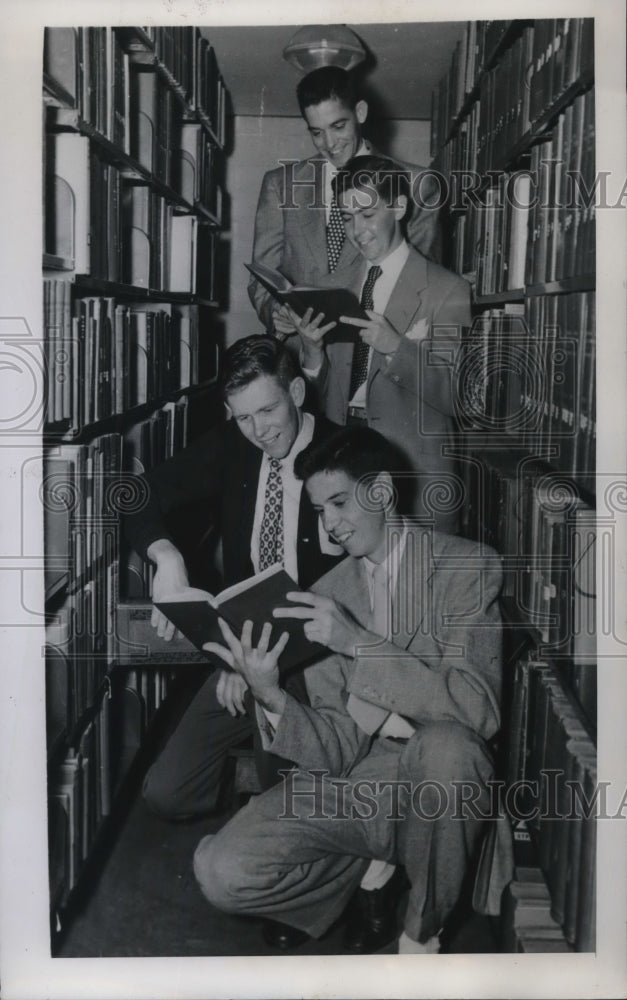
[194,426,503,954]
[293,154,471,532]
[248,66,441,339]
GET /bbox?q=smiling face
[306,469,388,563]
[337,183,407,264]
[226,374,305,460]
[303,97,368,168]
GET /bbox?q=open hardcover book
[245,261,368,342]
[155,565,324,674]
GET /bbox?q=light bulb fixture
[282,24,366,73]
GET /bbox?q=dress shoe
[262,918,309,950]
[342,870,405,953]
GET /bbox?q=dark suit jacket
[311,247,472,531]
[248,155,441,331]
[124,413,343,590]
[265,528,503,777]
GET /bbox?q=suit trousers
[142,669,308,820]
[194,720,494,942]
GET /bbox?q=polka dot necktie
[349,264,383,398]
[258,458,284,571]
[326,194,345,272]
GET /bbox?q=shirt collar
[375,239,410,280]
[362,519,408,585]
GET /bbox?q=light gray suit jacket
[264,528,503,778]
[311,247,472,530]
[248,155,441,331]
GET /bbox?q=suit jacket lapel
[392,525,436,650]
[384,250,428,334]
[241,438,263,542]
[367,250,429,390]
[295,158,328,269]
[339,557,373,629]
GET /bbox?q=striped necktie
[349,264,383,398]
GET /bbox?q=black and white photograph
[1,1,626,998]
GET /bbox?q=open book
[245,261,368,342]
[154,565,324,674]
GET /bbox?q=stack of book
[431,20,593,181]
[120,398,189,601]
[430,21,515,158]
[463,449,596,664]
[44,434,122,592]
[458,303,530,435]
[528,19,594,126]
[193,34,227,144]
[174,123,215,209]
[43,24,230,934]
[474,173,533,294]
[475,27,535,173]
[48,691,112,908]
[523,291,595,482]
[128,66,177,184]
[506,656,596,950]
[44,28,227,152]
[525,91,596,285]
[43,286,199,432]
[460,290,595,486]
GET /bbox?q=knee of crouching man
[402,721,491,785]
[193,833,242,911]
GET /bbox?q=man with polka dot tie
[248,67,441,341]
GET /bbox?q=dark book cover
[156,566,325,675]
[245,261,366,344]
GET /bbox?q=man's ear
[373,471,395,511]
[289,376,306,408]
[224,401,233,419]
[355,99,368,125]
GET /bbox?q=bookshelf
[431,19,596,952]
[42,25,229,934]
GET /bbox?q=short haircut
[220,334,301,399]
[294,425,408,488]
[332,153,410,207]
[296,66,358,116]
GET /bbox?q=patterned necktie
[349,264,383,398]
[326,194,345,272]
[258,458,284,571]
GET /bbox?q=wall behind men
[219,115,432,347]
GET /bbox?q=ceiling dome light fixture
[282,24,366,73]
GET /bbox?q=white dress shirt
[250,412,341,582]
[301,239,411,408]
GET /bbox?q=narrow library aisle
[42,19,598,960]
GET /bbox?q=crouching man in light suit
[194,426,502,954]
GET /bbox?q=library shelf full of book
[40,18,600,957]
[431,19,597,952]
[42,25,229,935]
